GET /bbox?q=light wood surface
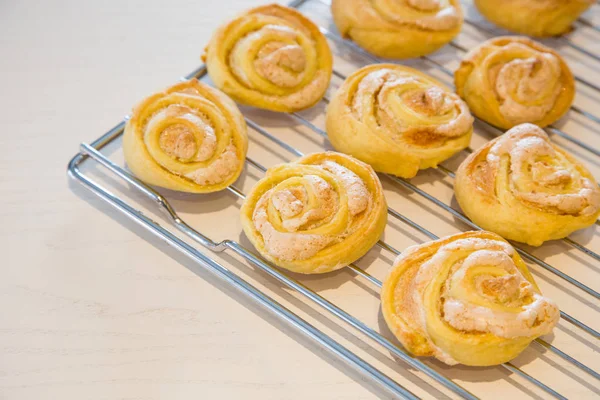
[2,0,600,399]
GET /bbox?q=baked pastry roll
[455,36,575,130]
[326,64,473,178]
[203,4,332,112]
[240,152,387,274]
[455,123,600,246]
[123,79,248,193]
[331,0,463,59]
[381,230,560,366]
[474,0,593,37]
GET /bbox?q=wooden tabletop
[3,0,600,399]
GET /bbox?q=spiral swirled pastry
[455,36,575,130]
[331,0,463,59]
[240,152,387,274]
[123,80,248,193]
[455,123,600,246]
[326,64,473,178]
[203,4,332,112]
[381,230,560,366]
[474,0,593,37]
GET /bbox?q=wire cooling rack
[68,0,600,398]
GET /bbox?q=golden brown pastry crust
[381,230,560,366]
[240,152,387,274]
[454,36,575,130]
[203,4,332,112]
[331,0,463,59]
[123,79,248,193]
[454,123,600,246]
[326,64,473,178]
[475,0,593,37]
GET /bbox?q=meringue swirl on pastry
[455,123,600,246]
[204,4,332,112]
[381,231,560,366]
[123,79,248,193]
[331,0,463,59]
[474,0,594,37]
[326,64,473,178]
[455,36,575,129]
[241,152,387,274]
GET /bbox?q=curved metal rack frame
[67,0,600,398]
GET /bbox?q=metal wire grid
[67,0,600,398]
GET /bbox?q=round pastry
[455,123,600,246]
[203,4,332,112]
[381,230,560,366]
[474,0,593,37]
[123,79,248,193]
[455,36,575,130]
[240,152,387,274]
[331,0,463,59]
[326,64,473,178]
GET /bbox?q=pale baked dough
[326,64,473,178]
[455,123,600,246]
[240,152,387,274]
[331,0,463,59]
[203,4,332,112]
[475,0,593,37]
[381,230,559,366]
[123,79,248,193]
[455,36,575,130]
